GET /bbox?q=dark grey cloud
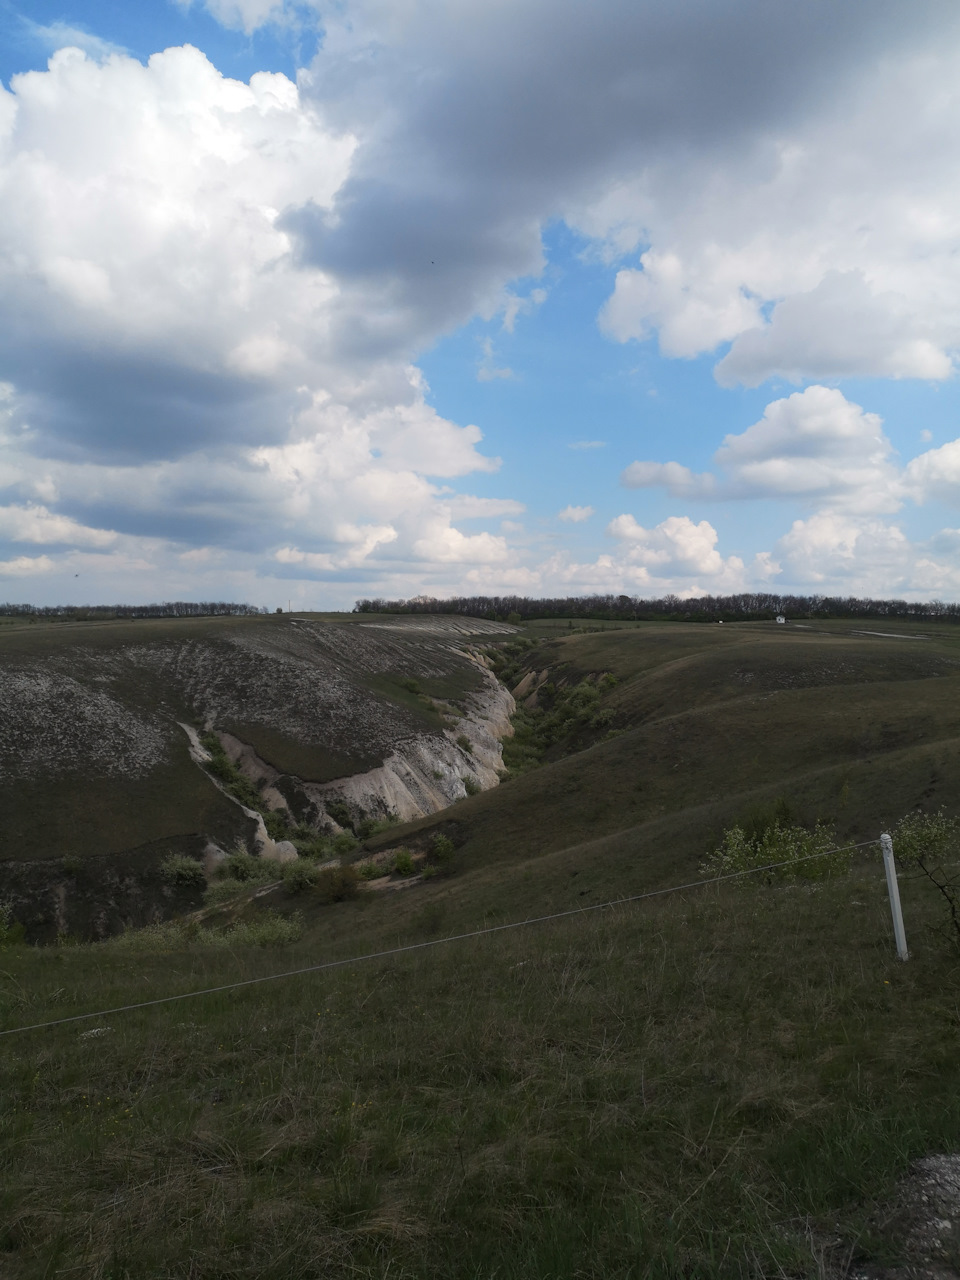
[4,345,296,465]
[285,0,958,356]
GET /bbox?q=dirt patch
[844,1155,960,1279]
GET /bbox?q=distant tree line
[353,592,960,624]
[0,601,266,620]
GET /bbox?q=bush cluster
[700,819,849,885]
[313,865,360,902]
[108,911,302,950]
[159,854,207,888]
[199,733,264,812]
[221,850,277,884]
[500,676,615,776]
[353,835,456,882]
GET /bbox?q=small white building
[775,615,786,625]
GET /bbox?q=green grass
[6,616,960,1273]
[369,622,960,882]
[1,861,958,1277]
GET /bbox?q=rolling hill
[2,614,960,1279]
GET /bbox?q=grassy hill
[352,619,960,923]
[2,616,960,1277]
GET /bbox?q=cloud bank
[3,2,960,603]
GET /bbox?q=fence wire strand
[0,837,882,1039]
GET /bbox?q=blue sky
[3,0,960,608]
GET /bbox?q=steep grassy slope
[360,621,960,917]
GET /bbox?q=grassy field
[4,616,960,1276]
[365,620,960,889]
[2,856,959,1277]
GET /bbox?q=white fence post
[880,833,909,961]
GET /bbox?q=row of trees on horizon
[4,594,959,624]
[0,601,265,620]
[352,592,960,623]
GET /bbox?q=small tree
[891,809,960,950]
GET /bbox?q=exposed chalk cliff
[0,613,518,937]
[216,660,515,830]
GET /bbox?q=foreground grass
[2,861,959,1278]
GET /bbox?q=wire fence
[0,836,886,1041]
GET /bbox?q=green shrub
[700,819,848,885]
[501,677,615,776]
[355,861,385,880]
[463,775,481,796]
[356,813,399,839]
[314,865,359,903]
[891,808,959,864]
[159,854,207,888]
[203,753,235,783]
[203,880,246,905]
[325,799,353,829]
[224,912,303,946]
[293,833,334,859]
[263,809,292,841]
[393,848,415,876]
[199,732,264,810]
[430,833,455,864]
[399,677,421,694]
[220,851,277,884]
[0,901,25,949]
[456,733,473,754]
[282,861,321,894]
[333,830,358,855]
[891,809,960,949]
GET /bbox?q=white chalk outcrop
[179,618,518,842]
[194,658,515,834]
[305,663,515,823]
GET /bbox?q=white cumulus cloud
[607,513,744,584]
[588,32,960,385]
[0,554,55,577]
[558,505,594,523]
[623,386,902,515]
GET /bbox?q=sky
[4,2,960,608]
